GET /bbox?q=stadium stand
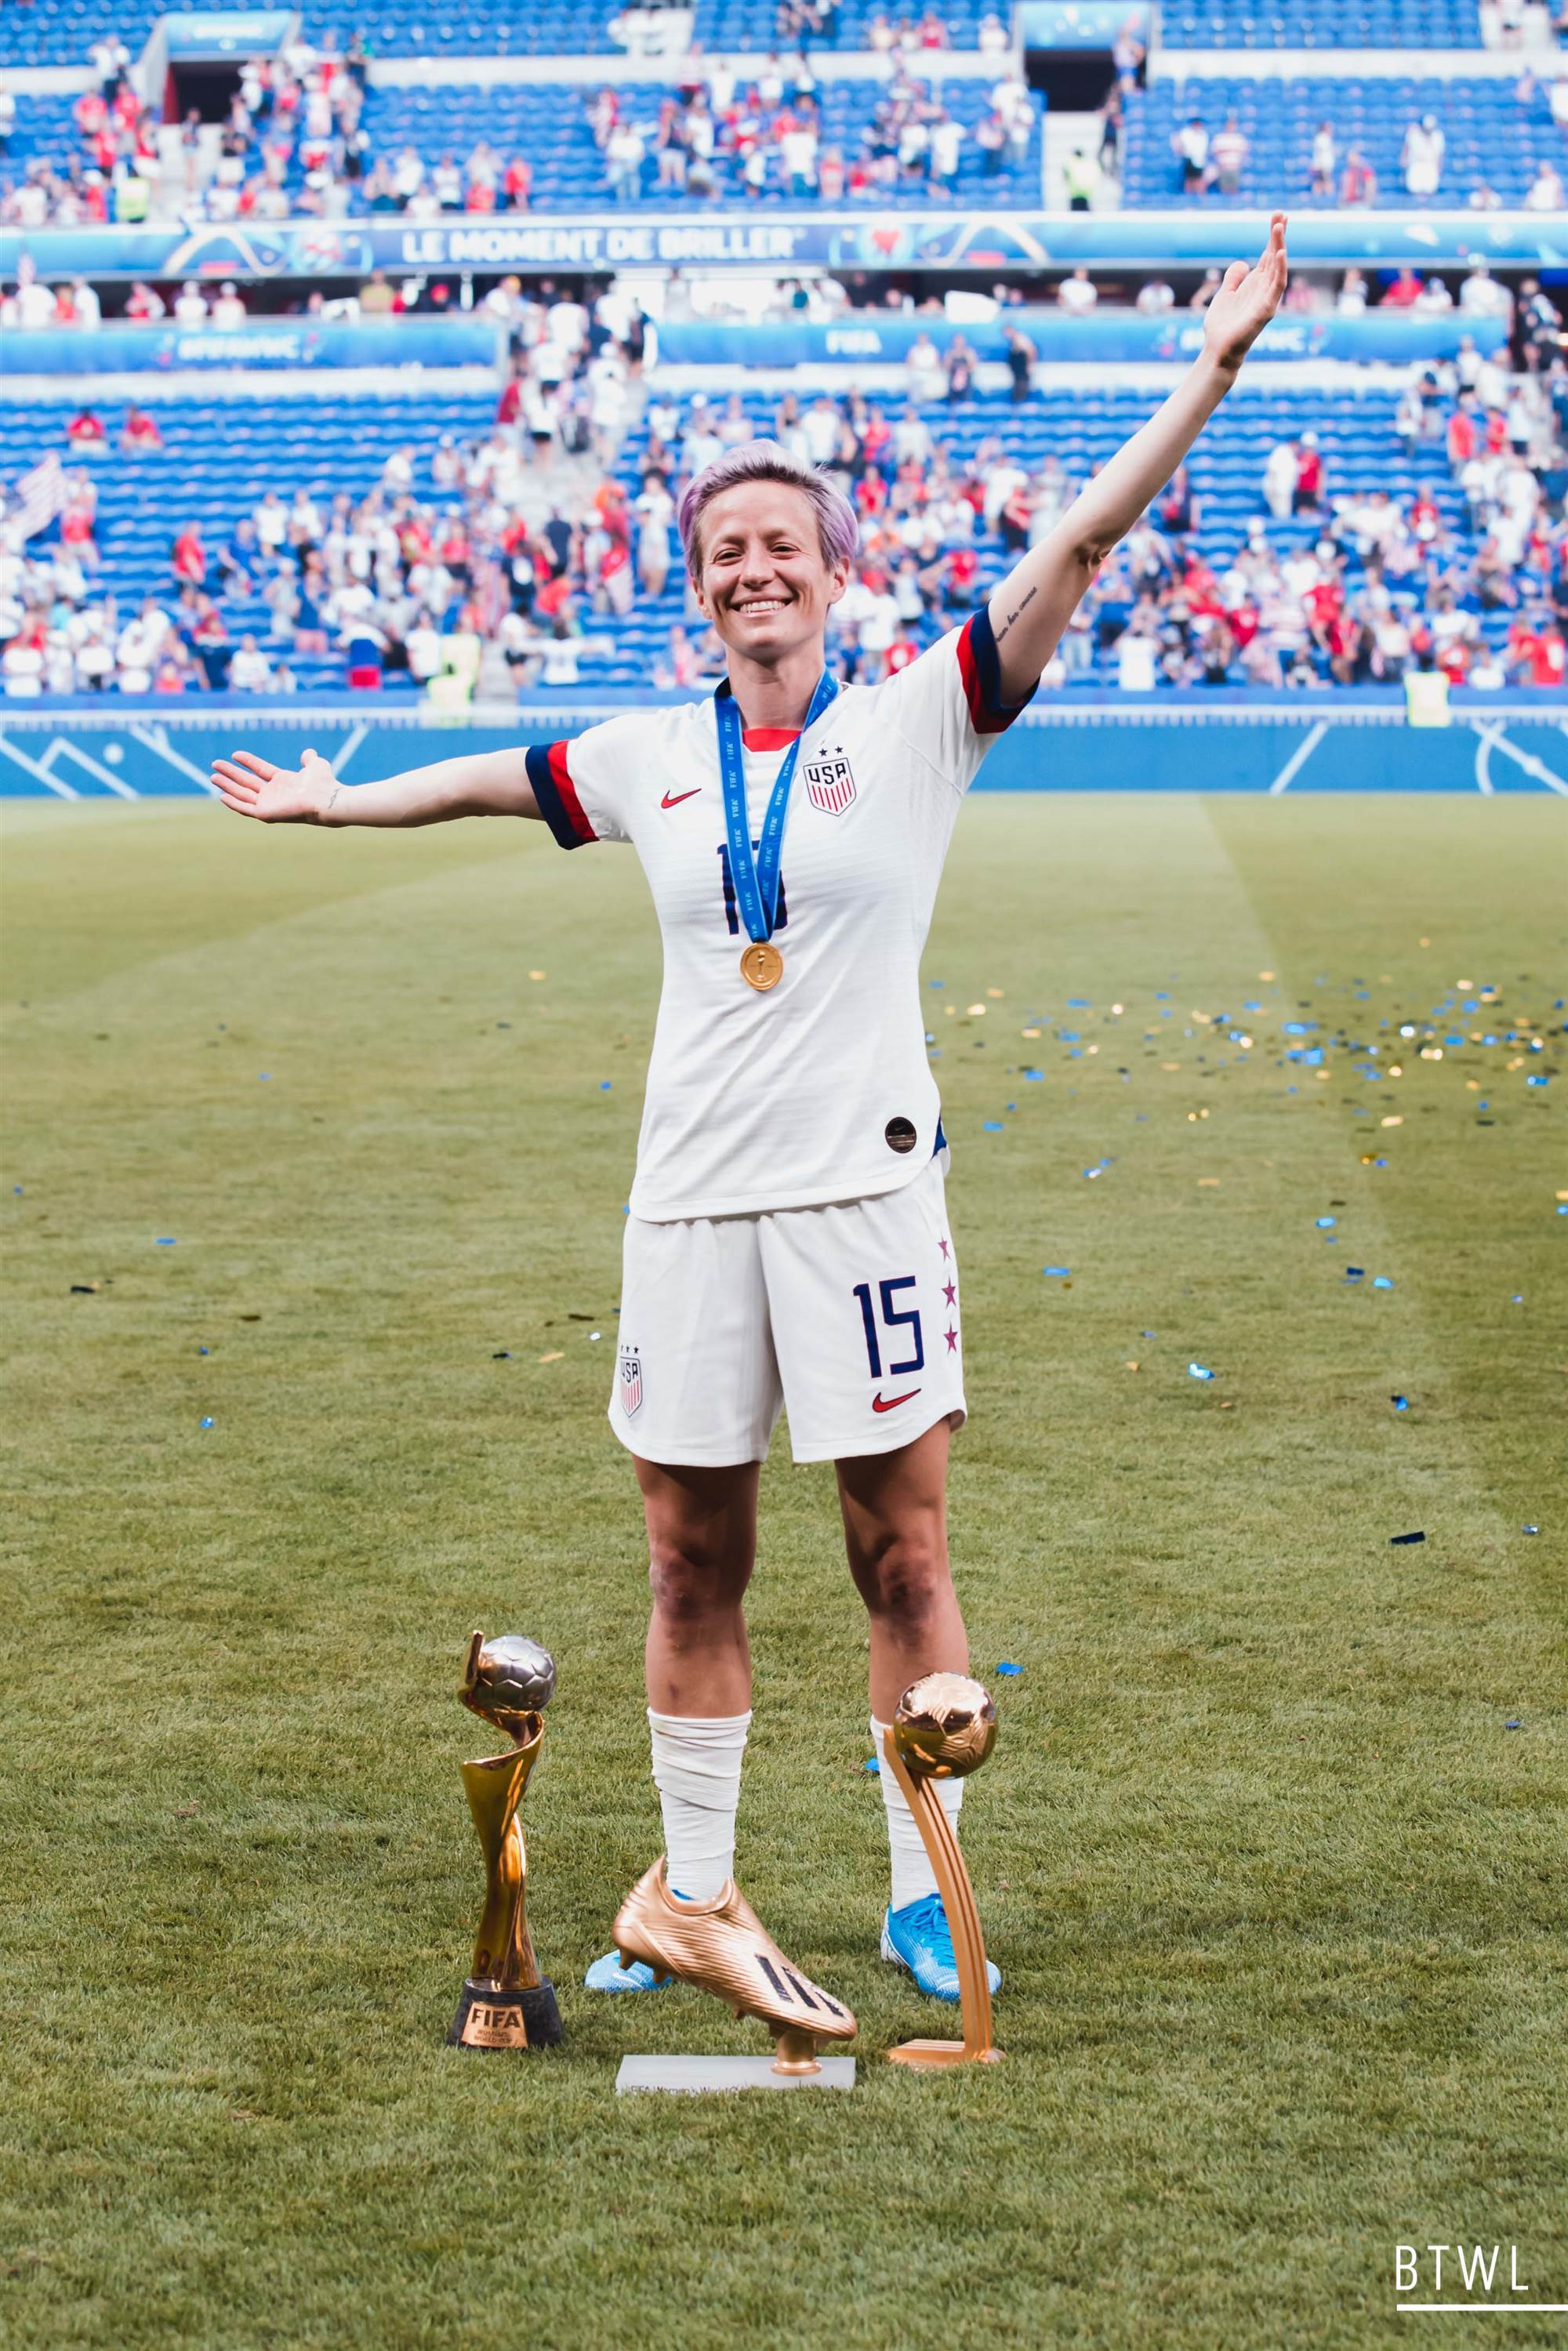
[1163,0,1483,43]
[3,2,1567,711]
[0,0,1007,67]
[1122,73,1568,209]
[0,5,617,67]
[9,346,1567,700]
[363,74,1041,209]
[0,52,1043,223]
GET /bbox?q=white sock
[872,1715,964,1914]
[648,1708,751,1903]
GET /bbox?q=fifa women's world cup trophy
[448,1630,564,2052]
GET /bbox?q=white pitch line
[0,732,78,797]
[45,738,137,800]
[332,720,368,775]
[128,724,219,793]
[1398,2304,1568,2313]
[1474,724,1497,795]
[1267,719,1327,795]
[1480,723,1568,796]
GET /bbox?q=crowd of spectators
[0,28,376,228]
[1084,325,1568,692]
[1154,67,1568,210]
[4,256,1568,698]
[588,50,1033,203]
[0,283,645,696]
[0,20,1035,229]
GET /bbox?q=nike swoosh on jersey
[660,788,702,809]
[871,1388,922,1413]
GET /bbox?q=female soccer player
[212,216,1287,2034]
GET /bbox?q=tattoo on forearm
[994,585,1038,644]
[324,785,342,815]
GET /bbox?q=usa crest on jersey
[618,1344,643,1417]
[803,749,856,816]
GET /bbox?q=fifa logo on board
[804,751,856,815]
[619,1344,643,1417]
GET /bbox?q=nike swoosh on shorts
[872,1388,921,1413]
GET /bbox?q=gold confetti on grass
[539,1351,564,1363]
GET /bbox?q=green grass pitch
[3,790,1565,2350]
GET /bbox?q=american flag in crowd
[13,452,67,539]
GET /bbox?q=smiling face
[691,481,848,662]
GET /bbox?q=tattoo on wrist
[994,585,1038,645]
[324,784,342,815]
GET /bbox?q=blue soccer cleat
[583,1949,674,1994]
[880,1892,1002,2004]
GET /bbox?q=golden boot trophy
[883,1672,1004,2070]
[612,1859,858,2092]
[448,1630,564,2052]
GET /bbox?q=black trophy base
[448,1978,563,2052]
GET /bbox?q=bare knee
[648,1531,751,1629]
[852,1528,951,1630]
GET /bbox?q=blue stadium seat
[1121,73,1550,207]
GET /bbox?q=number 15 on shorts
[851,1276,924,1380]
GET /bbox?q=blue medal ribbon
[714,669,838,945]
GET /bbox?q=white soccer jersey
[525,611,1034,1221]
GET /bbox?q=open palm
[210,746,339,823]
[1203,212,1289,372]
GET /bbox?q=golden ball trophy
[447,1630,564,2053]
[883,1671,1003,2070]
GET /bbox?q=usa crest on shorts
[803,749,856,816]
[618,1343,643,1417]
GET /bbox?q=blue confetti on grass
[1389,1530,1425,1545]
[599,1081,612,1091]
[198,1417,214,1430]
[156,1237,176,1246]
[982,1121,1004,1132]
[1373,1276,1394,1290]
[1391,1394,1409,1411]
[1316,1216,1336,1229]
[1189,1362,1215,1381]
[1505,1719,1522,1730]
[863,1757,881,1773]
[995,1662,1023,1677]
[1043,1265,1071,1277]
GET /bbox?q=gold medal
[739,941,784,992]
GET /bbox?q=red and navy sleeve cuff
[525,741,596,849]
[956,608,1040,737]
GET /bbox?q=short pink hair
[677,439,860,581]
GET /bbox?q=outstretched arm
[985,213,1289,702]
[209,744,542,826]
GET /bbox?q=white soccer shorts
[608,1157,967,1468]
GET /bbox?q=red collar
[742,726,800,750]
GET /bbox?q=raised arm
[986,213,1289,701]
[209,743,543,826]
